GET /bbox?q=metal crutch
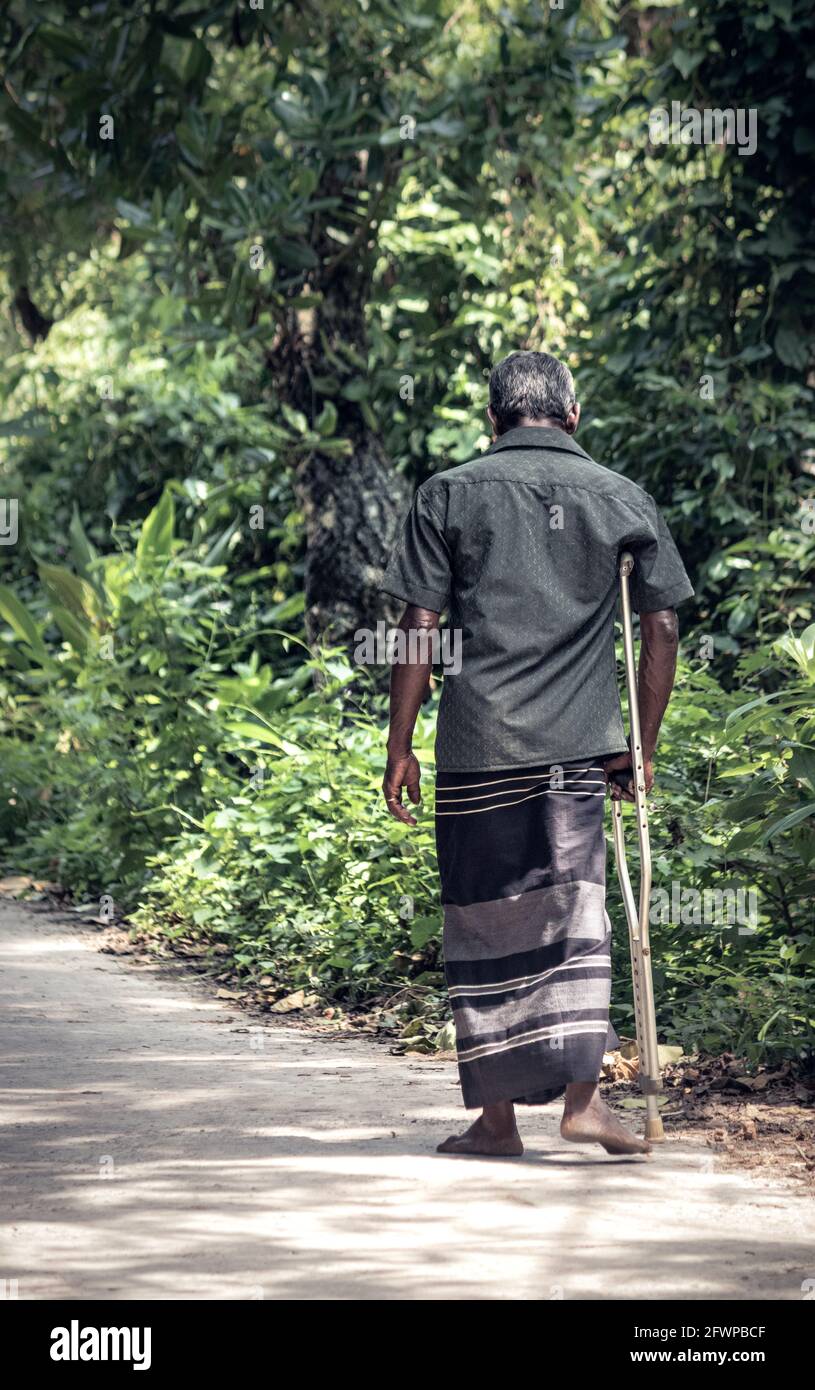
[609,551,665,1143]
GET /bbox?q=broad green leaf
[69,506,102,595]
[0,584,50,662]
[409,914,441,949]
[51,604,90,655]
[315,401,338,436]
[227,721,304,756]
[136,490,175,571]
[38,564,100,624]
[760,802,815,842]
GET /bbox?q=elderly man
[380,350,693,1158]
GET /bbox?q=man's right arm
[604,607,679,802]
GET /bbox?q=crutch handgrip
[611,550,665,1142]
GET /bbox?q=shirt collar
[485,425,591,461]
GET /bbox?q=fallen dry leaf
[271,989,305,1013]
[732,1073,770,1092]
[0,875,36,896]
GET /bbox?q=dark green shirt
[381,425,694,772]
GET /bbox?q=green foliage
[134,675,445,1026]
[574,0,815,643]
[1,493,248,892]
[608,643,815,1063]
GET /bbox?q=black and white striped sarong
[435,759,617,1110]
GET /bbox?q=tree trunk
[294,426,409,649]
[13,286,53,342]
[274,164,411,650]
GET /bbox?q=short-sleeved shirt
[380,424,694,772]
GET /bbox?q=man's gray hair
[488,350,576,431]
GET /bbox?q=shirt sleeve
[627,497,695,613]
[380,484,451,613]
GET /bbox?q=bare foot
[561,1084,651,1156]
[437,1104,523,1156]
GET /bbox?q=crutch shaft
[612,552,664,1142]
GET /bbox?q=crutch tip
[645,1117,666,1142]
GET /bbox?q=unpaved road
[0,900,812,1301]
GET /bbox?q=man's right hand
[603,752,654,803]
[383,750,422,825]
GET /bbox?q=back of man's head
[488,350,576,433]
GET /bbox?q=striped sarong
[435,759,617,1110]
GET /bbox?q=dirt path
[1,900,812,1301]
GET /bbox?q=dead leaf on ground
[0,875,36,896]
[732,1073,770,1091]
[99,937,133,956]
[270,989,318,1013]
[602,1050,639,1082]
